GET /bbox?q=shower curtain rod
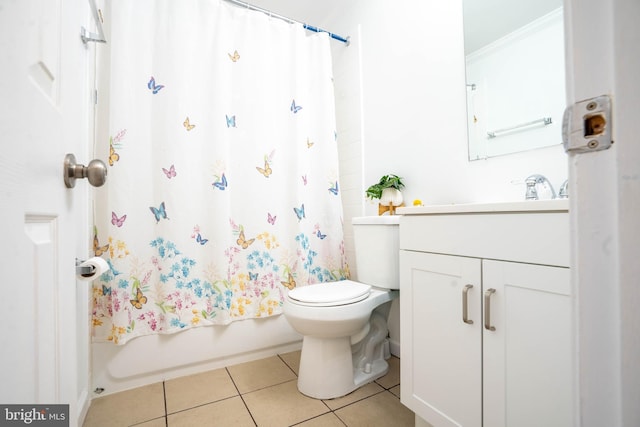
[223,0,350,45]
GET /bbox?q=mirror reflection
[463,0,565,160]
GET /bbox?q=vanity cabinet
[398,202,572,427]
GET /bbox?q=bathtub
[91,314,302,395]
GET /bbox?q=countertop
[396,199,569,215]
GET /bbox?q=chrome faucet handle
[558,180,569,198]
[524,174,556,200]
[525,178,539,200]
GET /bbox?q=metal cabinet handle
[462,284,474,324]
[484,288,496,331]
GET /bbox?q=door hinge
[562,95,613,153]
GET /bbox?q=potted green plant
[365,174,405,210]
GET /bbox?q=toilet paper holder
[76,258,96,276]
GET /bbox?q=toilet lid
[288,280,371,306]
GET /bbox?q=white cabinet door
[482,260,572,427]
[400,251,482,427]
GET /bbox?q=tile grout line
[162,381,168,427]
[326,387,388,413]
[164,395,242,417]
[289,411,348,427]
[234,377,301,396]
[332,411,349,427]
[276,353,401,424]
[226,367,259,426]
[86,354,407,426]
[277,353,342,423]
[277,353,298,376]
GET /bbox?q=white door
[565,0,640,425]
[0,0,93,424]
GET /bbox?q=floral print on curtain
[92,0,348,345]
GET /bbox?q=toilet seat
[287,280,371,307]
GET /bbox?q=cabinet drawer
[399,212,569,267]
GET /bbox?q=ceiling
[242,0,338,24]
[235,0,563,54]
[463,0,563,53]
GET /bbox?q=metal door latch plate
[562,95,612,153]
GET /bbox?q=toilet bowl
[283,216,400,399]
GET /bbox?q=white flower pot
[379,188,403,206]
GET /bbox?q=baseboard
[76,387,91,427]
[389,338,400,358]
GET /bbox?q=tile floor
[82,351,414,427]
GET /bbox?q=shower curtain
[92,0,348,345]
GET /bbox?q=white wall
[320,0,568,209]
[295,0,569,227]
[321,0,568,351]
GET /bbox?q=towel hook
[81,0,107,44]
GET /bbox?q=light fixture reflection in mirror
[463,0,565,161]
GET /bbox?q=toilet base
[297,335,390,400]
[353,356,389,390]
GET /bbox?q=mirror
[463,0,565,160]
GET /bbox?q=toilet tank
[352,216,400,290]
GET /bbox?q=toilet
[283,216,400,399]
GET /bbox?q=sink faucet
[524,174,557,200]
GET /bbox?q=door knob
[63,153,108,188]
